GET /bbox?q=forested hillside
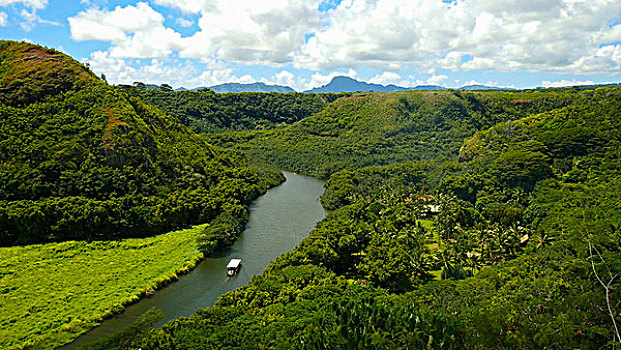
[126,87,344,133]
[213,89,587,178]
[3,40,620,350]
[0,40,282,246]
[92,87,621,349]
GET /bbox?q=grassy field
[0,225,207,350]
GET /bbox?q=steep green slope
[125,87,344,133]
[217,89,583,178]
[98,88,621,349]
[0,41,282,245]
[0,40,98,106]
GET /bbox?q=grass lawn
[0,224,207,350]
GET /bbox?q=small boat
[226,259,242,277]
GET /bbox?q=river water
[60,171,325,349]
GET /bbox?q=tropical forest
[1,4,620,349]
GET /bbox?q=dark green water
[60,171,325,349]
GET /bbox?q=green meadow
[0,224,206,350]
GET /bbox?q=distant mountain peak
[458,84,515,91]
[304,75,445,93]
[186,82,295,93]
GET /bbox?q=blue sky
[1,0,620,90]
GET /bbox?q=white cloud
[0,0,46,9]
[440,52,462,71]
[153,0,206,14]
[305,69,357,90]
[461,57,496,71]
[69,2,181,58]
[368,72,410,86]
[261,70,297,87]
[0,0,54,31]
[261,68,360,91]
[19,8,35,31]
[176,17,193,28]
[541,79,596,88]
[87,50,257,88]
[70,0,322,65]
[427,74,448,85]
[72,0,621,78]
[178,0,322,64]
[69,2,164,41]
[462,80,483,87]
[294,0,621,74]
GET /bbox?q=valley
[0,40,619,350]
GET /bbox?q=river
[60,171,325,349]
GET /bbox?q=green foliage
[125,87,344,133]
[226,89,582,178]
[5,40,621,349]
[300,296,464,349]
[0,41,284,245]
[117,87,621,350]
[0,40,99,106]
[0,225,208,350]
[78,308,164,350]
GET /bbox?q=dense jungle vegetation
[89,87,621,349]
[126,87,345,133]
[0,40,282,246]
[208,89,588,178]
[2,39,620,349]
[0,40,288,350]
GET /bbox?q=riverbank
[61,171,326,349]
[0,163,285,350]
[0,225,209,350]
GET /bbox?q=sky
[0,0,620,91]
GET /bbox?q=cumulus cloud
[0,11,7,26]
[294,0,621,74]
[1,0,54,31]
[368,72,411,86]
[541,79,597,88]
[69,2,181,58]
[177,0,322,64]
[87,51,256,88]
[261,68,362,91]
[261,70,297,88]
[176,18,193,28]
[427,74,448,85]
[305,69,357,89]
[0,0,46,9]
[70,0,321,65]
[153,0,206,14]
[71,0,621,77]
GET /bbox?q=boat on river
[226,259,242,277]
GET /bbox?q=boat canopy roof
[227,259,242,269]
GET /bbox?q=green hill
[0,40,98,106]
[0,41,281,245]
[217,89,584,178]
[125,87,344,133]
[102,87,621,350]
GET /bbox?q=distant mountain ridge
[303,76,445,93]
[175,76,447,93]
[151,76,620,94]
[146,76,542,94]
[459,84,516,91]
[178,82,295,93]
